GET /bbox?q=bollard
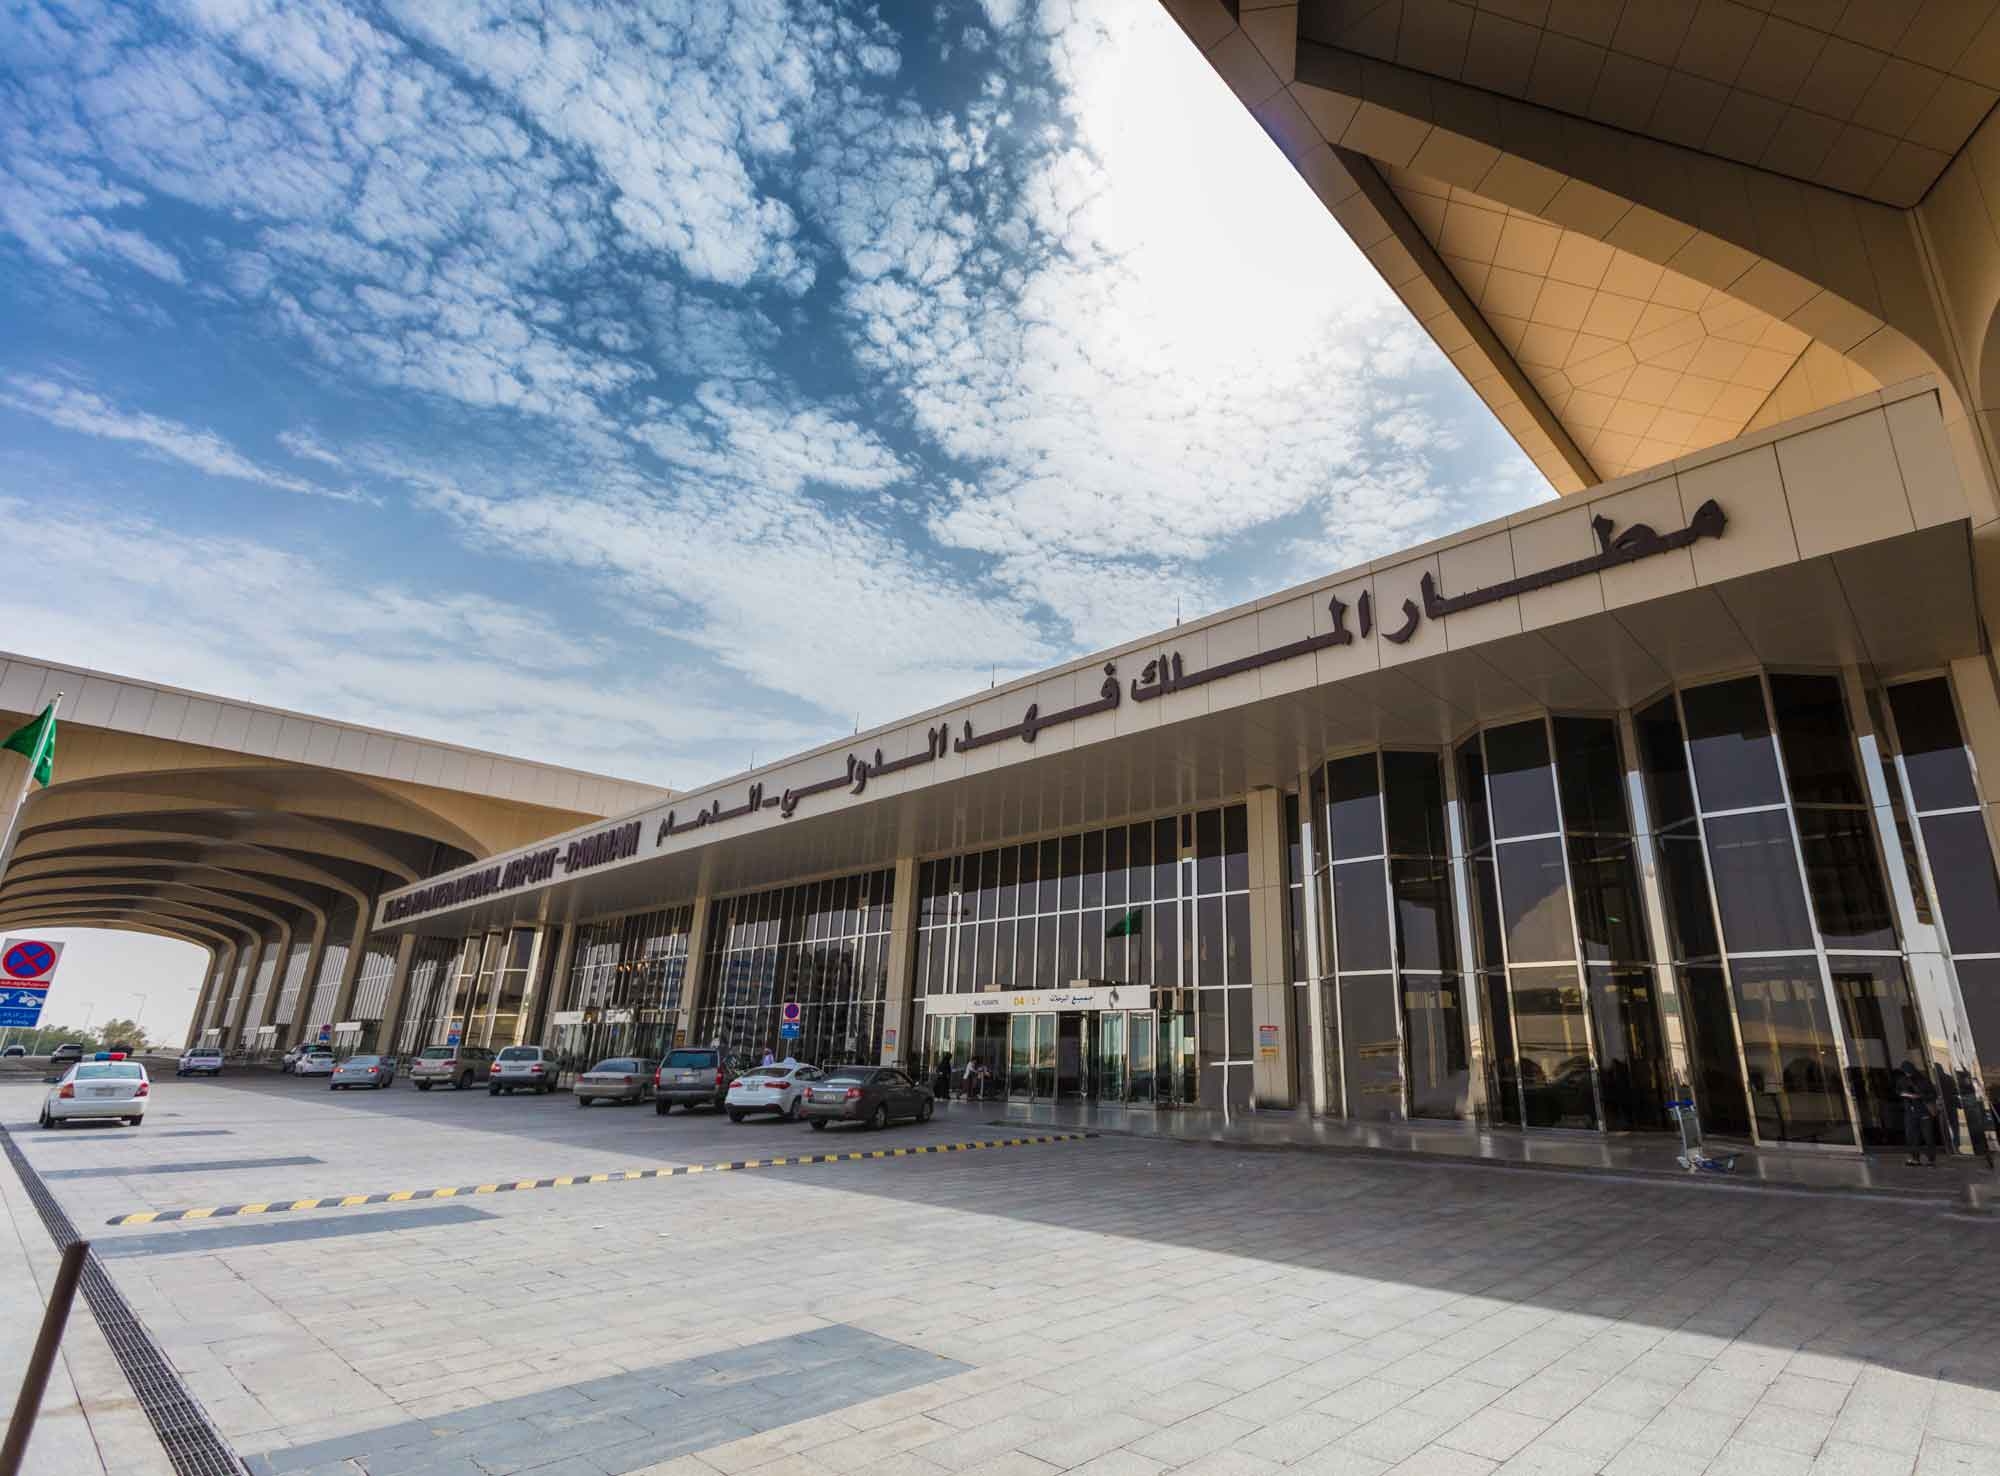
[0,1239,89,1476]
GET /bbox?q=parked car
[293,1050,336,1077]
[39,1059,150,1128]
[725,1063,823,1122]
[280,1042,322,1074]
[330,1054,395,1090]
[489,1044,559,1095]
[105,1041,135,1056]
[653,1047,747,1114]
[410,1045,494,1091]
[176,1048,224,1076]
[575,1057,658,1107]
[802,1066,934,1131]
[2,1044,25,1058]
[49,1042,85,1068]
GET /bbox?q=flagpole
[0,692,61,888]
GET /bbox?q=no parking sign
[0,936,62,1028]
[779,1000,801,1040]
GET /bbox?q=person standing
[933,1051,952,1101]
[1899,1060,1940,1166]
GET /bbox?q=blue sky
[0,0,1551,798]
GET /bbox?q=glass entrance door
[1008,1014,1032,1097]
[1057,1014,1084,1099]
[1098,1013,1126,1101]
[1129,1011,1155,1102]
[1033,1013,1056,1097]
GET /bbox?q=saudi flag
[1106,908,1144,938]
[2,704,56,788]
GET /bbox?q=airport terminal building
[358,379,2000,1154]
[16,0,2000,1159]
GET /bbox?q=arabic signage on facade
[379,501,1726,929]
[921,984,1144,1016]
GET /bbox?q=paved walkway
[984,1099,2000,1203]
[0,1128,174,1475]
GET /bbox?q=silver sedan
[574,1057,658,1107]
[329,1054,395,1090]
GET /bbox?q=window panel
[1485,720,1560,839]
[1553,716,1631,836]
[1704,810,1816,954]
[1921,811,2000,955]
[1338,974,1402,1121]
[1331,862,1392,972]
[1227,988,1254,1059]
[1457,739,1492,851]
[1828,955,1926,1148]
[1082,830,1105,909]
[1568,838,1651,964]
[1059,834,1082,911]
[1194,809,1222,896]
[1105,826,1128,907]
[1888,678,1980,812]
[1223,805,1249,892]
[1382,751,1448,857]
[1391,858,1456,972]
[1727,956,1853,1146]
[1770,673,1866,807]
[1401,973,1469,1120]
[1656,827,1721,961]
[1327,754,1384,860]
[1682,676,1784,812]
[1584,964,1668,1131]
[1196,896,1224,988]
[1509,966,1596,1129]
[1224,892,1251,987]
[1481,972,1520,1126]
[1495,837,1575,962]
[1795,808,1899,951]
[1955,957,2000,1101]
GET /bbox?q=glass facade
[911,806,1250,1105]
[693,870,894,1067]
[552,907,693,1072]
[396,936,464,1055]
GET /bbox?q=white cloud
[0,377,358,500]
[276,427,345,467]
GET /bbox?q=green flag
[1106,907,1144,938]
[2,704,56,788]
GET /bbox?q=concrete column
[373,933,421,1056]
[325,906,373,1035]
[199,942,237,1043]
[1298,769,1332,1115]
[521,923,571,1045]
[1245,787,1294,1109]
[222,934,270,1050]
[673,890,716,1049]
[246,921,297,1054]
[535,923,578,1042]
[187,949,227,1048]
[879,856,918,1066]
[281,921,330,1052]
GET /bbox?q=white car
[725,1063,823,1123]
[40,1058,149,1128]
[293,1050,335,1077]
[176,1048,223,1076]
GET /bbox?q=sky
[0,0,1550,1044]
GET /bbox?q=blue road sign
[779,1022,801,1039]
[0,1005,44,1028]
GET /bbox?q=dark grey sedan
[801,1066,934,1131]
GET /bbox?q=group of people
[930,1051,992,1102]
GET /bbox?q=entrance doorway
[923,1005,1177,1106]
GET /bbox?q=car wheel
[37,1109,49,1129]
[417,1082,431,1092]
[918,1098,934,1123]
[577,1096,590,1108]
[810,1119,828,1131]
[457,1072,472,1090]
[127,1116,143,1126]
[728,1109,746,1123]
[869,1104,889,1131]
[782,1097,799,1122]
[489,1086,500,1096]
[653,1100,668,1116]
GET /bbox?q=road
[2,1069,1998,1476]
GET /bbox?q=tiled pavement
[6,1074,2000,1476]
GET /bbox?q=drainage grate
[0,1122,248,1476]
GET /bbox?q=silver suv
[654,1047,748,1114]
[489,1044,559,1095]
[410,1045,495,1090]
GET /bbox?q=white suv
[489,1045,559,1095]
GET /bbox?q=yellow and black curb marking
[107,1131,1094,1226]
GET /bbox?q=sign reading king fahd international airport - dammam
[381,500,1726,928]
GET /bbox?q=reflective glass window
[1338,975,1402,1121]
[1676,964,1751,1138]
[1060,834,1083,910]
[1227,989,1254,1059]
[1554,716,1630,836]
[1727,956,1853,1145]
[1955,958,2000,1100]
[1568,838,1651,964]
[1485,720,1560,838]
[1770,673,1866,806]
[1470,858,1504,971]
[1496,837,1575,962]
[1703,810,1815,953]
[1082,831,1104,909]
[1383,751,1448,856]
[1198,990,1226,1070]
[1104,826,1127,907]
[1402,974,1469,1120]
[1509,967,1597,1129]
[1656,829,1720,960]
[1481,972,1520,1126]
[1194,810,1222,896]
[1327,755,1383,860]
[1681,677,1784,812]
[1828,956,1926,1148]
[1153,817,1177,903]
[997,846,1018,918]
[1223,805,1250,892]
[1920,811,2000,954]
[1225,893,1252,987]
[1637,696,1695,828]
[1331,863,1392,972]
[1391,858,1456,972]
[1888,678,1980,812]
[1039,838,1060,914]
[1794,808,1898,951]
[1585,965,1669,1131]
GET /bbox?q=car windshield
[664,1050,714,1067]
[592,1059,638,1073]
[497,1047,538,1062]
[345,1056,380,1066]
[75,1063,144,1079]
[419,1047,454,1059]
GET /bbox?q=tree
[95,1017,148,1051]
